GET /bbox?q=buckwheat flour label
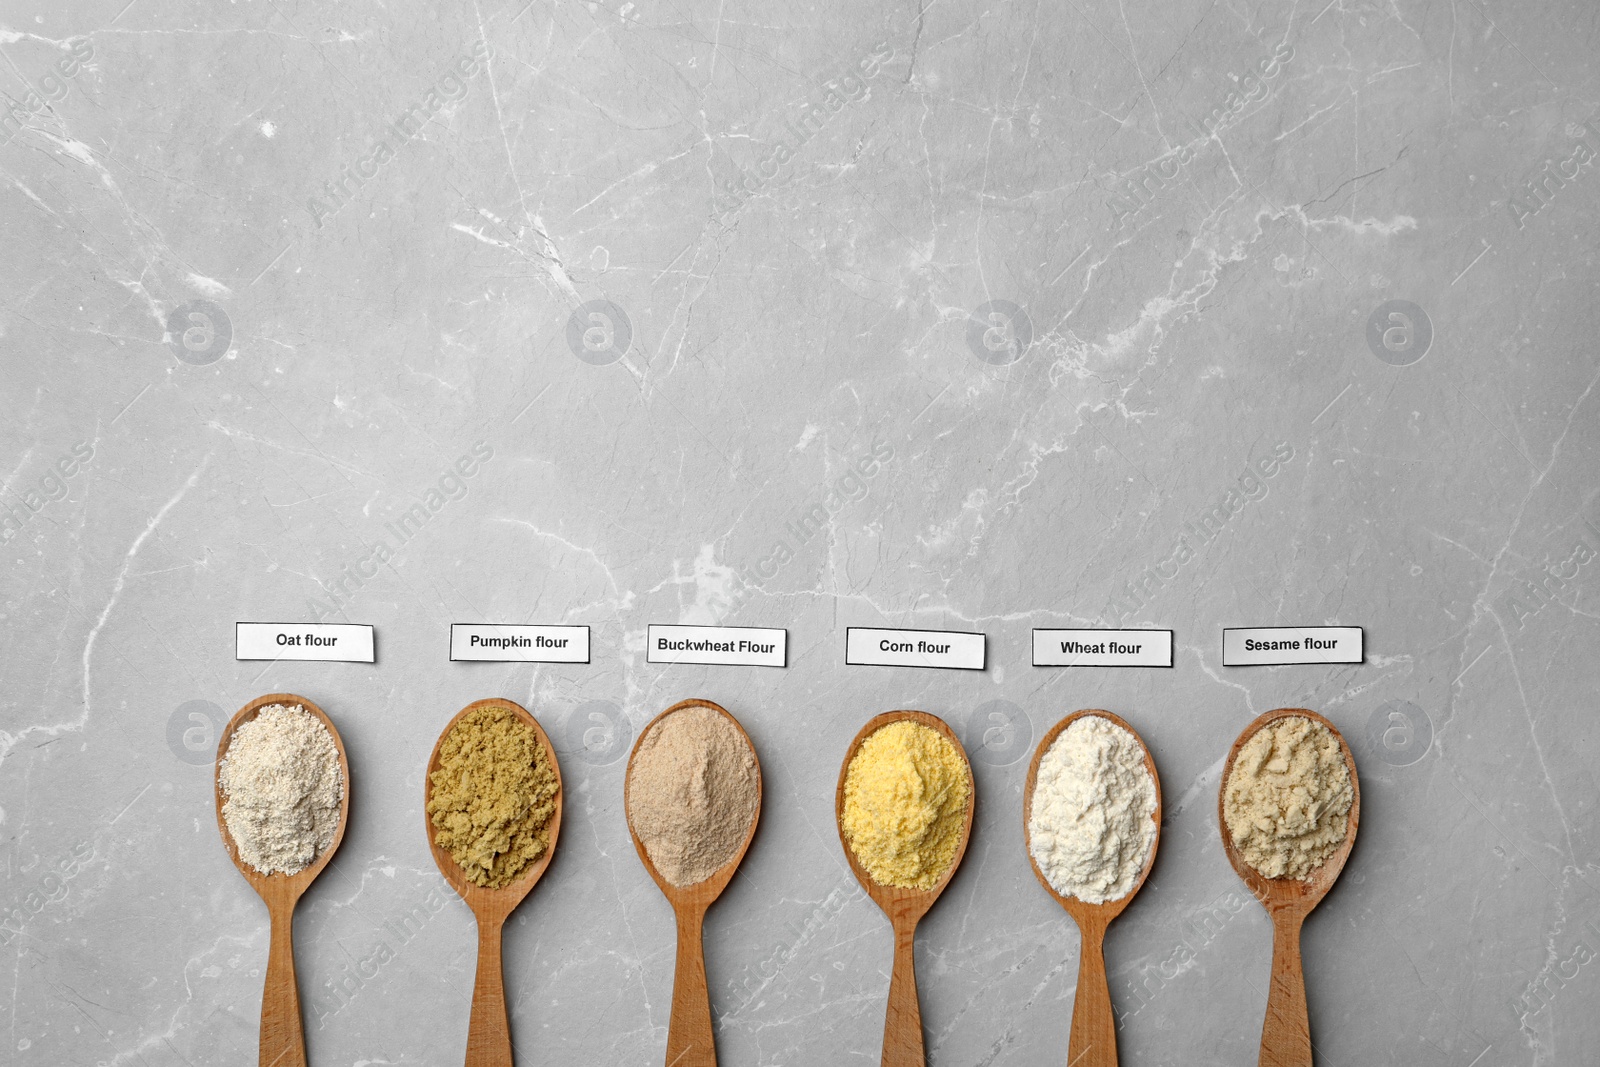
[647,625,786,667]
[1223,626,1362,666]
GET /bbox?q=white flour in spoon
[1028,716,1157,904]
[219,704,343,875]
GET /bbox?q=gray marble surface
[3,1,1598,1064]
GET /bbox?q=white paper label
[451,624,590,663]
[845,627,986,671]
[236,623,375,663]
[1223,626,1364,666]
[647,625,787,667]
[1033,629,1173,667]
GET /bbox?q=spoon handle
[1067,915,1116,1067]
[260,898,307,1067]
[881,916,925,1067]
[666,904,717,1067]
[1260,910,1311,1067]
[466,916,512,1067]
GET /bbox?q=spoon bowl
[424,698,564,1067]
[1218,707,1360,1067]
[625,698,762,1067]
[1022,710,1161,1067]
[624,699,763,911]
[834,710,975,1067]
[215,693,350,1067]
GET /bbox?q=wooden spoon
[1022,710,1162,1067]
[1218,708,1360,1067]
[214,693,351,1067]
[424,698,564,1067]
[834,710,976,1067]
[623,698,763,1067]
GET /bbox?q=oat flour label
[236,623,375,662]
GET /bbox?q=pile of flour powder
[219,704,343,876]
[626,705,759,887]
[1028,715,1157,904]
[1222,715,1352,880]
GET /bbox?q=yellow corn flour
[842,720,971,890]
[427,705,559,888]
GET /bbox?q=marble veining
[2,1,1598,1064]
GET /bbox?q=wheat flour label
[1033,628,1173,667]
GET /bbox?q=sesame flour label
[1223,626,1364,666]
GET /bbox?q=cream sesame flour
[219,704,343,876]
[1223,715,1352,880]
